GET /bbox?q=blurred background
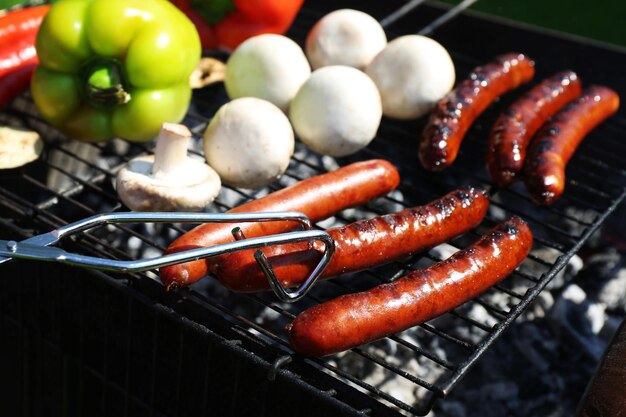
[440,0,625,48]
[2,0,625,48]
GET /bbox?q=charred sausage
[523,85,619,205]
[215,187,489,292]
[487,70,582,186]
[159,159,401,289]
[287,216,533,357]
[419,53,535,171]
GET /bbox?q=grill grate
[1,0,626,415]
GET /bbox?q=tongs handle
[0,211,335,302]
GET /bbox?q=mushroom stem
[152,123,192,180]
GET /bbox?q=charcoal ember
[486,202,509,223]
[574,248,626,313]
[601,203,626,251]
[521,247,583,290]
[328,350,378,380]
[516,321,559,371]
[598,314,625,342]
[518,394,566,417]
[254,304,283,325]
[433,320,594,417]
[433,381,521,417]
[364,355,426,406]
[427,242,458,262]
[480,288,517,314]
[549,284,607,360]
[373,188,406,215]
[560,207,605,249]
[463,303,499,329]
[432,399,466,417]
[524,291,556,320]
[429,310,491,346]
[327,331,452,412]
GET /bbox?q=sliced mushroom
[189,57,226,89]
[0,126,43,169]
[116,123,221,212]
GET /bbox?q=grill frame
[1,1,625,416]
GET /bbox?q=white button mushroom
[203,97,294,189]
[116,123,221,212]
[366,35,455,119]
[306,9,387,71]
[289,65,382,158]
[224,34,311,113]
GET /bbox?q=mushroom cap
[366,35,455,119]
[116,155,221,212]
[203,97,294,189]
[289,65,382,157]
[306,9,387,70]
[224,34,311,112]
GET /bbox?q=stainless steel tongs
[0,211,335,302]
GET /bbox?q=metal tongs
[0,212,335,302]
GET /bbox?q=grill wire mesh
[1,0,626,415]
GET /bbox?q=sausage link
[159,159,400,289]
[419,53,535,171]
[523,86,619,205]
[215,187,489,292]
[287,216,533,357]
[487,70,582,186]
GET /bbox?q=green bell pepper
[31,0,201,142]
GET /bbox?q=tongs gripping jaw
[0,211,335,302]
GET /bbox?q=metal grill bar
[1,1,625,416]
[469,298,510,318]
[490,284,524,301]
[499,188,596,227]
[379,0,429,28]
[418,322,474,349]
[388,335,457,369]
[417,0,480,35]
[440,187,626,394]
[176,286,429,415]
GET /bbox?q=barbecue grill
[1,0,625,416]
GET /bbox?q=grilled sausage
[487,70,582,186]
[159,159,400,289]
[419,53,535,171]
[215,187,489,292]
[523,85,619,205]
[287,216,533,357]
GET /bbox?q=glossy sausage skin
[523,85,619,205]
[215,187,489,292]
[159,159,400,289]
[419,53,535,171]
[487,70,582,186]
[287,216,533,357]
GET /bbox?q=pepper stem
[79,58,131,108]
[191,0,236,24]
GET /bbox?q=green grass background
[440,0,626,47]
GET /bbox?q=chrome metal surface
[0,211,334,302]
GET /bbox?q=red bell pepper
[0,63,35,109]
[0,5,49,108]
[170,0,304,51]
